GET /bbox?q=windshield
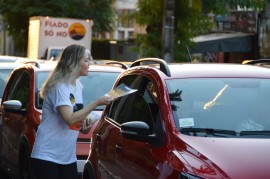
[166,78,270,137]
[49,49,63,60]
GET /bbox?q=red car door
[93,119,120,178]
[93,75,167,178]
[0,70,30,173]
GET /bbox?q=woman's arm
[58,96,112,126]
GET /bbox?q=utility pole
[0,18,8,55]
[162,0,175,62]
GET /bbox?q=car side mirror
[3,100,27,114]
[121,121,157,145]
[3,100,22,110]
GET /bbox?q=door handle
[115,144,123,152]
[96,133,101,140]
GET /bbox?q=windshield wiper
[180,128,237,137]
[239,131,270,136]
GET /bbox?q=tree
[132,0,210,61]
[133,0,265,62]
[0,0,115,55]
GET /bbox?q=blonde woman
[31,44,112,179]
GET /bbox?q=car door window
[108,75,140,124]
[6,71,30,109]
[108,75,159,133]
[130,80,159,132]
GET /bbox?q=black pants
[31,158,78,179]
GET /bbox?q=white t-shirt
[31,80,83,164]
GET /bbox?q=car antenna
[185,44,192,63]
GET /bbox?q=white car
[0,55,30,63]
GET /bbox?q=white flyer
[105,83,137,100]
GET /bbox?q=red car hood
[180,135,270,179]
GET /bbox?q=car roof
[0,56,54,71]
[0,55,18,62]
[166,63,270,78]
[93,59,132,66]
[89,63,127,72]
[128,58,270,79]
[11,60,127,73]
[241,59,270,68]
[0,62,20,69]
[10,60,56,73]
[0,55,34,63]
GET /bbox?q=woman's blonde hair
[40,44,86,99]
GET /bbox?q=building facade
[0,15,15,56]
[96,0,145,41]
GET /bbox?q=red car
[83,58,270,179]
[0,60,126,178]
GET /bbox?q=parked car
[0,60,54,103]
[0,60,127,179]
[76,62,128,174]
[242,59,270,67]
[83,58,270,179]
[0,55,29,63]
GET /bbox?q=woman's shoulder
[55,82,71,88]
[54,81,82,92]
[53,82,73,93]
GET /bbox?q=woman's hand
[96,95,113,106]
[80,117,92,134]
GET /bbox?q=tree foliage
[133,0,210,61]
[133,0,265,62]
[0,0,115,55]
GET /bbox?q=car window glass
[0,69,13,98]
[6,71,30,109]
[0,69,13,82]
[131,94,152,122]
[79,72,121,110]
[35,71,50,109]
[0,78,5,98]
[130,80,159,132]
[108,75,140,124]
[108,76,159,133]
[49,49,63,60]
[146,82,159,120]
[166,78,270,131]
